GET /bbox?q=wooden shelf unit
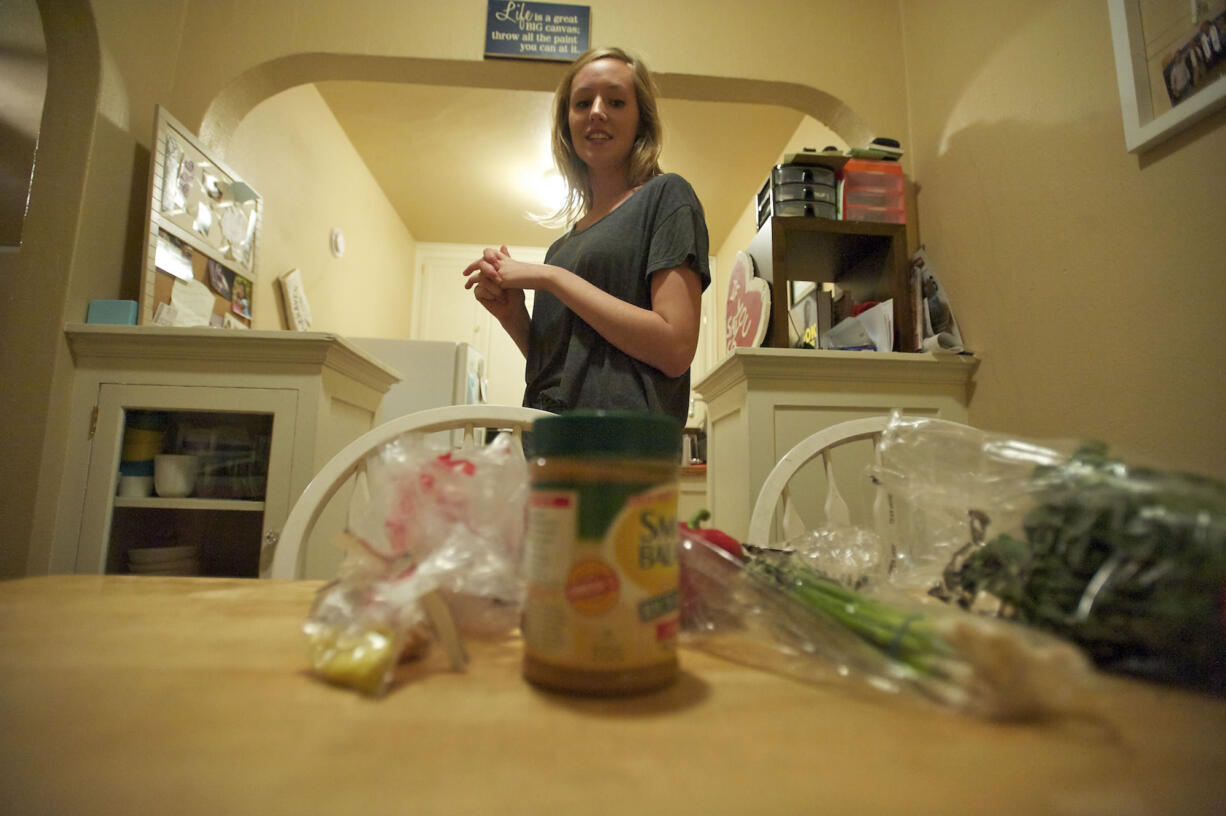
[747,216,915,352]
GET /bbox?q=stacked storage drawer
[756,163,837,228]
[840,159,905,223]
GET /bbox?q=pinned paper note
[193,201,212,237]
[826,299,894,352]
[857,300,894,352]
[220,206,250,255]
[170,277,216,326]
[152,302,179,326]
[229,181,258,204]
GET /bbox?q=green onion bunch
[746,557,956,678]
[741,553,1088,720]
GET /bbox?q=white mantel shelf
[693,347,980,542]
[697,346,980,394]
[64,324,399,393]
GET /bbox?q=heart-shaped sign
[724,250,771,350]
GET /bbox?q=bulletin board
[137,106,263,327]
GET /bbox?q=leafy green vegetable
[937,444,1226,691]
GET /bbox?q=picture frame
[788,279,816,307]
[277,268,313,331]
[1108,0,1226,153]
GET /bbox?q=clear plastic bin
[844,187,904,209]
[842,203,905,224]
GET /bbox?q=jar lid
[531,411,680,459]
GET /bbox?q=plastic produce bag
[871,414,1226,692]
[304,429,530,696]
[678,525,1091,721]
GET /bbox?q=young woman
[462,46,710,424]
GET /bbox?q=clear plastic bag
[869,414,1226,692]
[679,525,1091,721]
[304,430,529,695]
[689,412,1226,708]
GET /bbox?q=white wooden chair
[747,415,969,549]
[267,404,550,580]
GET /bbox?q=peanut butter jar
[521,411,681,695]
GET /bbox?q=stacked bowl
[127,544,202,576]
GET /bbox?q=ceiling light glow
[536,170,566,211]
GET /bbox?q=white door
[413,243,546,407]
[414,247,490,354]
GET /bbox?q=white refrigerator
[347,337,487,424]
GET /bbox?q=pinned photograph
[202,172,224,202]
[160,136,185,214]
[1163,11,1226,106]
[177,156,195,205]
[231,273,253,320]
[154,228,193,281]
[207,258,234,299]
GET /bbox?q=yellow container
[121,428,164,461]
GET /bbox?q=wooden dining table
[1,574,1224,815]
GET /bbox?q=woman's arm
[475,250,703,378]
[492,294,531,358]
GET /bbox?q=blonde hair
[548,46,663,225]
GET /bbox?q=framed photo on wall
[1109,0,1226,153]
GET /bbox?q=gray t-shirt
[523,173,710,423]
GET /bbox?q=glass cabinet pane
[111,409,275,577]
[78,383,297,578]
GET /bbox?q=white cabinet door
[76,384,298,575]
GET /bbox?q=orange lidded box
[840,159,905,223]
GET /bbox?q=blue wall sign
[485,1,590,62]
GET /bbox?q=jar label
[523,484,679,671]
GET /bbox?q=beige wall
[901,1,1226,476]
[6,0,1225,577]
[226,84,417,335]
[3,1,104,579]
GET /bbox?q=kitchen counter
[2,575,1224,815]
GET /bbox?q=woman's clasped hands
[463,245,525,317]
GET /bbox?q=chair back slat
[821,447,852,528]
[748,417,968,549]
